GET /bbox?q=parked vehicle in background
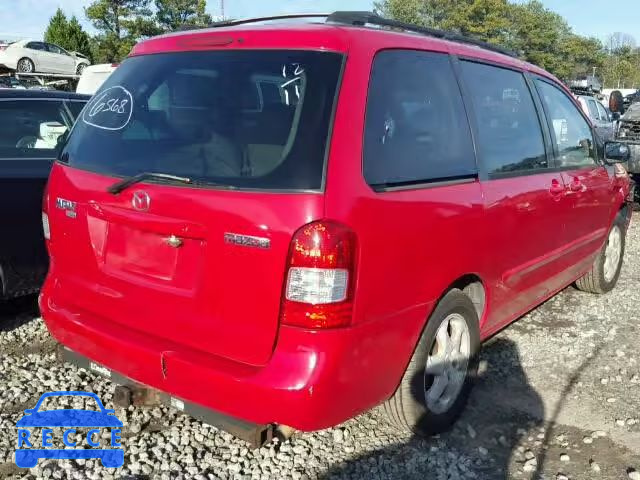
[0,90,89,300]
[0,40,90,75]
[625,90,640,108]
[71,52,90,65]
[568,75,602,94]
[76,63,118,95]
[42,12,632,446]
[613,99,640,202]
[0,76,26,89]
[576,94,616,141]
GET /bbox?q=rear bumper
[0,55,18,71]
[40,281,429,432]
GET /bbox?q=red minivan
[41,12,632,445]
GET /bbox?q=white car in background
[0,40,90,75]
[576,94,616,141]
[76,63,118,95]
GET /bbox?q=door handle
[569,178,585,193]
[549,179,565,198]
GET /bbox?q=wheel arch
[439,274,487,325]
[618,202,631,228]
[386,273,488,395]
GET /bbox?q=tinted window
[363,50,475,187]
[536,80,595,167]
[0,100,85,159]
[47,44,64,55]
[62,50,343,191]
[26,42,44,51]
[66,100,86,118]
[460,61,547,175]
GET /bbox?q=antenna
[220,0,225,19]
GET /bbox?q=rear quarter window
[363,50,476,188]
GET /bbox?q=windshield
[61,50,343,191]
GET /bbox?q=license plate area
[102,223,205,291]
[105,224,179,281]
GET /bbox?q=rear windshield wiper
[107,172,193,195]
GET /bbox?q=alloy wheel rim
[424,313,471,414]
[604,225,622,282]
[18,60,32,73]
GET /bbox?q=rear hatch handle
[107,172,193,195]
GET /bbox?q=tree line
[45,0,213,64]
[43,0,639,89]
[375,0,639,88]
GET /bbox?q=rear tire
[383,289,480,436]
[17,57,34,73]
[575,213,626,294]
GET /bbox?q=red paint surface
[42,24,631,431]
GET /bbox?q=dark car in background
[0,89,88,299]
[624,90,640,108]
[0,76,26,89]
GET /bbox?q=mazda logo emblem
[131,191,151,212]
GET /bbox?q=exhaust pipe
[113,384,163,408]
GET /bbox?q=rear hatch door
[48,48,343,366]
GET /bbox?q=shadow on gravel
[0,294,39,332]
[532,343,604,479]
[321,338,544,480]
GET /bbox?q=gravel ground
[1,222,640,480]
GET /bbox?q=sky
[0,0,637,43]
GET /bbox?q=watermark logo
[15,391,123,468]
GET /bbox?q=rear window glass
[61,50,343,191]
[0,99,86,159]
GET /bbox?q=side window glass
[148,82,170,111]
[123,82,170,140]
[596,102,609,122]
[536,80,595,168]
[0,100,71,159]
[460,61,547,175]
[586,99,599,120]
[363,50,476,187]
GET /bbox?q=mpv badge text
[15,391,124,468]
[56,198,76,218]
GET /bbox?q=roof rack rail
[208,13,329,29]
[326,11,518,58]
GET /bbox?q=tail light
[42,212,50,240]
[280,221,357,329]
[42,182,50,241]
[0,46,6,51]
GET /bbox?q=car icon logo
[131,190,150,212]
[15,391,124,468]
